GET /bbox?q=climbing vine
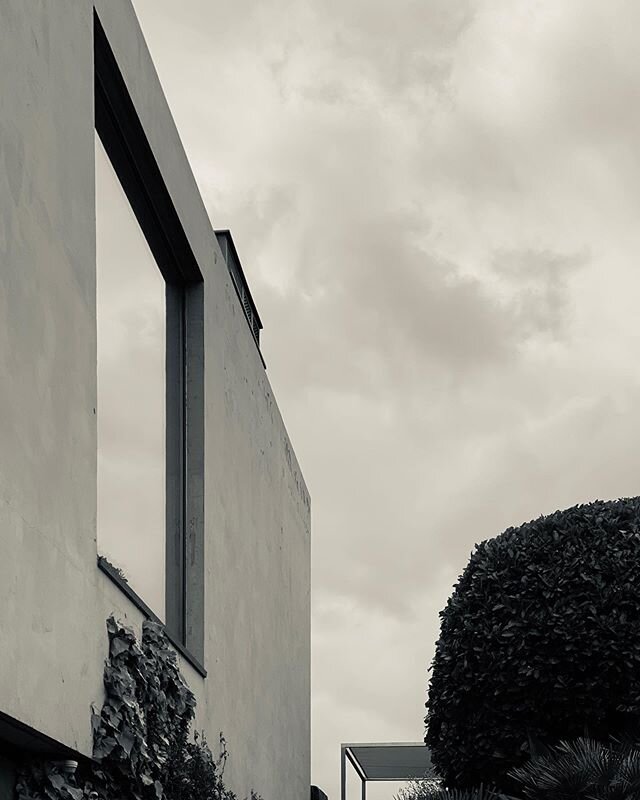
[16,616,261,800]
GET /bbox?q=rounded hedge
[425,497,640,791]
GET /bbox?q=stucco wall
[0,3,310,800]
[0,0,103,753]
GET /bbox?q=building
[0,3,310,800]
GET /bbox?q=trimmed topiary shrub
[425,497,640,791]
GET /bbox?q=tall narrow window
[96,133,167,620]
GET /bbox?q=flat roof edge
[342,742,427,748]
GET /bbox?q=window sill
[97,556,207,678]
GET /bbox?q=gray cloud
[127,2,640,798]
[492,247,588,339]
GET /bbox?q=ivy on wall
[17,616,262,800]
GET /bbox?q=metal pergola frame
[341,742,432,800]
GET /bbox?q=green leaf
[117,728,135,756]
[48,774,65,791]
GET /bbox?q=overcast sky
[125,1,640,797]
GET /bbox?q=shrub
[394,780,507,800]
[425,497,640,790]
[509,737,640,800]
[394,776,444,800]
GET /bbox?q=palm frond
[509,737,640,800]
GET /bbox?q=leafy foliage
[425,497,640,790]
[166,732,240,800]
[98,556,130,586]
[508,737,640,800]
[15,765,88,800]
[394,779,508,800]
[394,776,444,800]
[90,615,200,800]
[17,616,261,800]
[393,739,640,800]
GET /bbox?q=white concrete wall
[0,3,310,800]
[0,0,104,753]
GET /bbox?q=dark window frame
[94,11,205,676]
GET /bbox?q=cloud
[127,2,640,799]
[491,247,588,339]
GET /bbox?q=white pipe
[52,761,79,777]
